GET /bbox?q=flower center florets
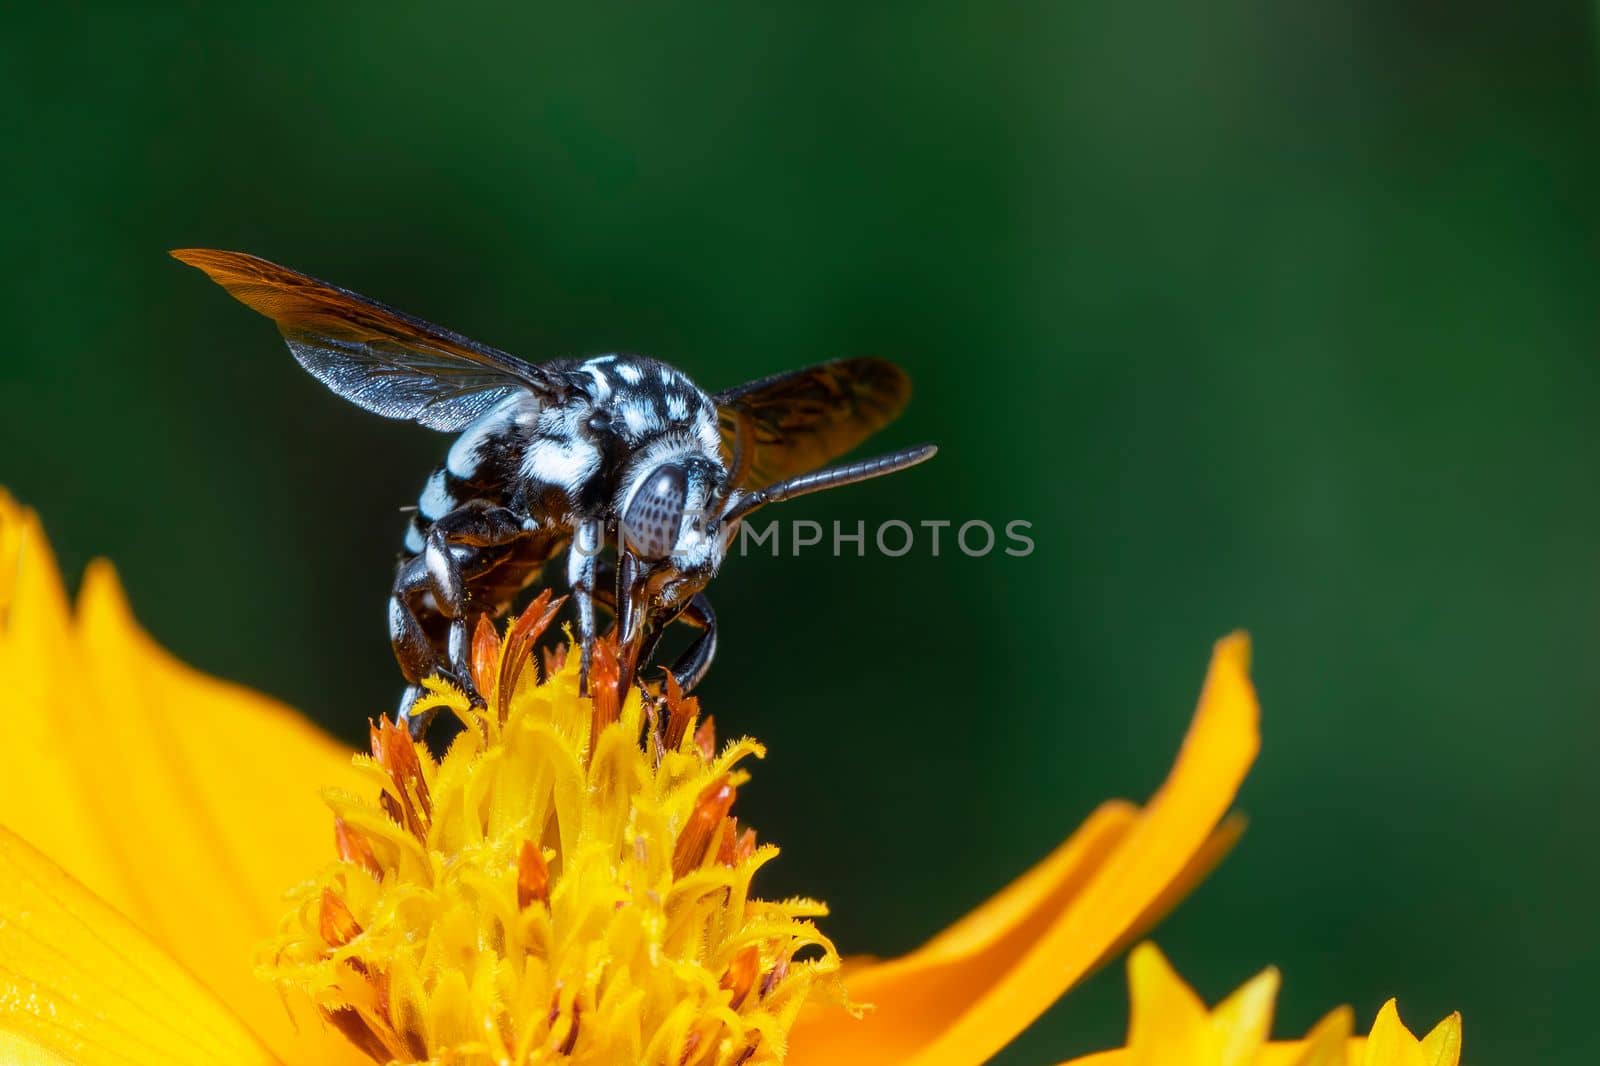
[259,592,844,1065]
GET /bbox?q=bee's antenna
[721,443,937,526]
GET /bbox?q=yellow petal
[0,824,278,1065]
[1263,1040,1363,1066]
[1287,1007,1355,1066]
[1210,963,1279,1066]
[1124,943,1276,1066]
[788,633,1260,1066]
[1418,1013,1462,1066]
[1361,1002,1461,1066]
[0,1029,79,1065]
[0,493,367,1065]
[67,564,370,1064]
[1126,944,1212,1064]
[1056,990,1359,1066]
[0,499,132,910]
[1362,1000,1427,1066]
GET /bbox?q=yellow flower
[1061,943,1462,1066]
[259,595,846,1064]
[0,487,1423,1065]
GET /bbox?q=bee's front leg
[567,517,603,694]
[667,593,718,694]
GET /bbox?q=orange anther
[518,839,551,910]
[720,945,761,1010]
[673,775,736,878]
[319,888,362,948]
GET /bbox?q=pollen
[259,591,846,1065]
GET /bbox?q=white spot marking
[522,436,601,494]
[425,540,456,602]
[419,469,454,520]
[621,398,659,437]
[403,525,425,553]
[664,392,689,421]
[695,411,722,452]
[583,362,612,401]
[388,596,410,638]
[446,393,524,478]
[616,362,643,385]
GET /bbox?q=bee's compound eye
[622,464,688,560]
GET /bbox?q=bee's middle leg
[567,517,603,694]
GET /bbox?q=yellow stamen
[260,591,847,1065]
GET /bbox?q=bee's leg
[598,585,715,696]
[613,550,648,695]
[395,503,528,734]
[587,558,661,699]
[424,503,528,688]
[390,557,445,737]
[567,517,603,694]
[668,593,718,695]
[390,586,434,733]
[396,685,424,726]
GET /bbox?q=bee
[174,249,935,735]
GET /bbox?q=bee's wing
[172,248,574,432]
[713,357,912,489]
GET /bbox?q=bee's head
[619,454,732,602]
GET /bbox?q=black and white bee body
[176,249,935,737]
[400,355,721,552]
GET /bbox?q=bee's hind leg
[393,502,528,737]
[388,573,443,738]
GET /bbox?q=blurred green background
[3,3,1595,1062]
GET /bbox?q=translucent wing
[172,248,573,432]
[714,357,913,489]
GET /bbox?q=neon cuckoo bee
[173,249,935,735]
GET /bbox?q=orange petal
[0,824,278,1065]
[909,800,1139,962]
[1096,812,1247,971]
[1059,1038,1366,1066]
[788,633,1260,1066]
